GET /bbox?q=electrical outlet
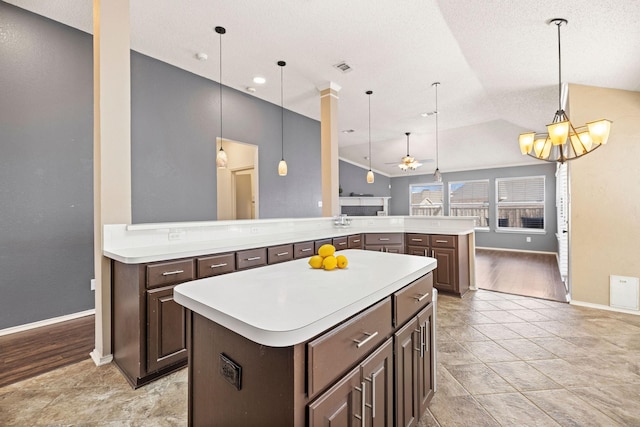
[168,229,186,241]
[526,236,532,243]
[250,227,259,234]
[90,278,95,291]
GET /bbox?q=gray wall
[339,160,391,197]
[132,54,322,222]
[0,3,322,329]
[390,164,558,252]
[0,2,95,329]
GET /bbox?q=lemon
[308,255,323,269]
[322,255,338,271]
[336,255,348,269]
[318,244,336,258]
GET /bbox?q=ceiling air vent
[333,61,352,73]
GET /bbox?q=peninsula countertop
[173,249,437,347]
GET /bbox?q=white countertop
[104,216,475,264]
[174,249,437,347]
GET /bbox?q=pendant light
[366,90,374,184]
[277,61,288,176]
[432,82,442,182]
[215,26,228,169]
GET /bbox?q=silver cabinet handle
[424,249,428,256]
[413,292,430,302]
[276,252,289,257]
[365,374,376,418]
[378,238,390,241]
[435,239,448,243]
[354,381,366,427]
[424,320,430,354]
[353,331,378,348]
[353,239,360,243]
[301,248,312,252]
[161,270,184,276]
[210,263,227,268]
[246,256,261,261]
[414,328,422,353]
[420,325,425,358]
[411,238,423,242]
[338,242,347,246]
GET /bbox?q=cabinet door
[309,367,363,427]
[407,246,429,257]
[361,338,394,427]
[417,304,435,413]
[432,247,457,292]
[146,286,187,373]
[394,319,419,427]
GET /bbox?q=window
[496,176,545,230]
[410,183,443,216]
[449,180,489,228]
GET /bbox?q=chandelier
[518,18,611,163]
[399,132,421,171]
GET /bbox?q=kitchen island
[174,249,437,426]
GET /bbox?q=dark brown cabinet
[309,338,394,427]
[146,286,187,373]
[394,304,433,427]
[236,247,267,270]
[267,244,294,264]
[113,258,195,388]
[332,236,349,250]
[348,234,363,249]
[364,233,405,254]
[406,233,470,296]
[196,253,235,278]
[294,241,315,259]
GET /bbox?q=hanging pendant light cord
[281,63,284,160]
[214,27,225,149]
[368,92,372,171]
[435,83,439,170]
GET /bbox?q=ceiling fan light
[547,120,569,146]
[519,132,535,155]
[366,170,374,183]
[587,119,612,145]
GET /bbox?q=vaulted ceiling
[8,0,640,176]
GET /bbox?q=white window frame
[495,175,546,233]
[409,182,444,217]
[448,179,490,230]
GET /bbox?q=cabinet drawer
[197,253,235,278]
[406,233,429,247]
[365,233,403,245]
[314,239,332,253]
[430,235,456,248]
[307,297,392,397]
[236,248,267,270]
[268,244,294,264]
[332,236,348,250]
[347,234,362,249]
[146,259,195,289]
[394,273,433,327]
[294,241,315,259]
[407,246,430,257]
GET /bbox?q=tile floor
[2,289,640,426]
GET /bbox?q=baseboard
[0,309,95,337]
[570,300,640,316]
[475,246,557,255]
[90,349,114,366]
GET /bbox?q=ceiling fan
[385,132,433,170]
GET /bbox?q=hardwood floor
[0,314,94,388]
[475,248,568,302]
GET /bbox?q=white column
[318,82,341,217]
[91,0,132,366]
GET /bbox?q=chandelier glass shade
[518,18,611,163]
[399,132,422,171]
[215,26,228,169]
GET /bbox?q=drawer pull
[301,248,312,252]
[353,331,378,348]
[435,239,448,243]
[365,374,376,417]
[413,292,430,302]
[352,239,360,243]
[338,242,347,246]
[354,381,366,426]
[276,252,289,257]
[420,325,425,358]
[411,238,423,242]
[378,238,390,241]
[161,269,184,276]
[246,256,261,261]
[210,263,227,268]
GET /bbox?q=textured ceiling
[7,0,640,176]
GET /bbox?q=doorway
[216,138,259,220]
